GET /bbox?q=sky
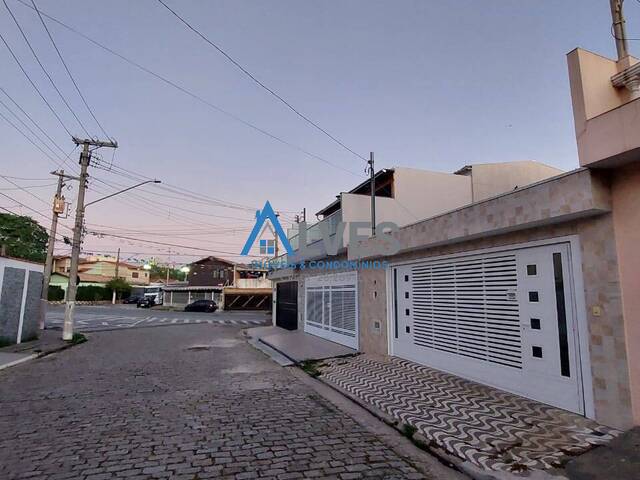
[1,0,639,265]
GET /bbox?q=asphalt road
[0,323,455,479]
[44,304,270,332]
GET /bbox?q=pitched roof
[190,256,235,266]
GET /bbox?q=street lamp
[84,179,161,208]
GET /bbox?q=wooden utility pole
[111,247,120,305]
[368,152,376,236]
[40,169,77,330]
[610,0,630,61]
[63,137,117,340]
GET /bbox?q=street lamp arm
[84,179,161,208]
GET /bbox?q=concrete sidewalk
[0,352,36,371]
[0,329,78,371]
[246,326,356,363]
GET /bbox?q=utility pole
[368,152,376,236]
[111,247,120,305]
[274,212,280,258]
[63,137,117,341]
[610,0,630,61]
[40,169,77,330]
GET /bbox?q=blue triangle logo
[241,201,293,256]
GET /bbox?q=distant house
[163,256,271,310]
[187,256,234,287]
[52,255,74,274]
[79,256,149,285]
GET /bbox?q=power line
[87,230,261,258]
[156,0,368,163]
[0,190,73,233]
[0,96,63,161]
[3,0,91,136]
[0,108,66,168]
[14,0,362,178]
[0,86,68,156]
[0,182,56,190]
[30,0,111,139]
[0,101,80,174]
[0,30,74,137]
[0,175,52,181]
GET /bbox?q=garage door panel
[392,243,583,414]
[304,272,358,349]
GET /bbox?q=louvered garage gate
[391,242,584,414]
[305,272,358,349]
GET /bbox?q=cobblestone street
[0,324,451,480]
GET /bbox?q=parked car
[137,296,156,308]
[184,299,217,313]
[123,295,142,304]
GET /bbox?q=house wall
[392,167,472,220]
[469,162,564,201]
[611,162,640,425]
[355,169,634,429]
[0,257,44,344]
[80,262,149,285]
[567,48,640,167]
[188,258,234,287]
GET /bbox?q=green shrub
[48,285,65,301]
[76,285,111,301]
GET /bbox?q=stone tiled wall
[352,168,611,261]
[0,267,26,342]
[21,271,43,342]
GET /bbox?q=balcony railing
[287,210,341,251]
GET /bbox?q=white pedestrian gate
[391,242,584,414]
[305,272,358,349]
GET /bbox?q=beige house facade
[78,256,149,286]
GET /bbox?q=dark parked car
[137,296,156,308]
[123,295,142,304]
[184,299,217,313]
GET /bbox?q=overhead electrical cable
[87,230,261,258]
[14,0,362,177]
[0,87,68,156]
[30,0,112,139]
[156,0,368,163]
[0,30,74,137]
[3,0,91,136]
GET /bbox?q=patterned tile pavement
[319,354,620,473]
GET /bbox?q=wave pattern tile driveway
[320,355,618,473]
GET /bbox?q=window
[132,272,139,278]
[260,239,275,255]
[527,264,537,276]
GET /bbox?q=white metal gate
[392,243,583,413]
[305,272,358,349]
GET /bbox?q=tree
[148,263,187,282]
[0,213,48,263]
[106,277,132,300]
